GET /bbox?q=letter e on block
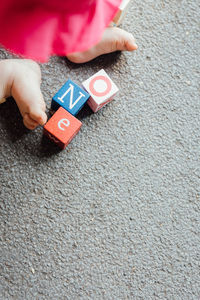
[82,69,119,112]
[43,107,82,149]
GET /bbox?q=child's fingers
[29,107,47,126]
[23,113,38,130]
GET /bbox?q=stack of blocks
[43,69,119,149]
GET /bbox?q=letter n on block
[43,107,82,149]
[51,80,90,116]
[82,69,119,113]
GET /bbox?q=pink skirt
[0,0,121,62]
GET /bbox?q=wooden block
[112,0,131,26]
[82,69,119,113]
[0,98,6,104]
[51,79,90,116]
[43,107,82,149]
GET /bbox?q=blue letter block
[51,79,90,116]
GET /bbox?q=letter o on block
[89,75,112,97]
[82,69,119,113]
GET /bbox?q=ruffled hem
[0,0,122,62]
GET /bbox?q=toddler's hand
[0,59,47,130]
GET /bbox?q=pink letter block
[82,69,119,113]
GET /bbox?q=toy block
[51,79,90,116]
[43,107,82,149]
[112,0,131,26]
[82,69,119,112]
[0,98,6,104]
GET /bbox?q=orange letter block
[43,107,82,149]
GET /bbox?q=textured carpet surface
[0,1,200,299]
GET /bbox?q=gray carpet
[0,1,200,299]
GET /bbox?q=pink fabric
[0,0,122,62]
